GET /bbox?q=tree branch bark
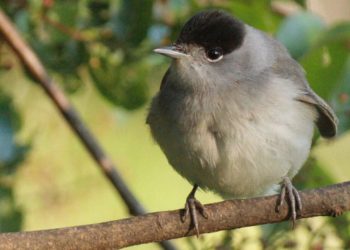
[0,182,349,249]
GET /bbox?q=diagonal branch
[0,8,176,250]
[41,14,88,42]
[0,182,349,249]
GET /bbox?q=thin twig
[0,8,176,250]
[0,182,349,249]
[41,14,88,41]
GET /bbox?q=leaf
[316,22,350,45]
[29,39,88,92]
[293,0,306,7]
[0,186,22,232]
[110,0,153,47]
[147,24,170,45]
[327,213,350,243]
[302,43,349,99]
[0,116,16,164]
[297,22,350,135]
[45,1,80,43]
[299,22,350,102]
[293,157,336,190]
[87,0,110,26]
[276,12,325,59]
[228,0,282,32]
[88,50,149,110]
[0,91,29,174]
[330,58,350,134]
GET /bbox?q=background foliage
[0,0,350,249]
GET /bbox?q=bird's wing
[160,68,171,90]
[272,56,338,138]
[296,87,338,138]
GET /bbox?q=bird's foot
[181,185,208,237]
[276,177,302,228]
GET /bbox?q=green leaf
[294,0,306,7]
[29,39,88,92]
[277,12,325,59]
[330,58,350,134]
[0,91,29,174]
[328,213,350,243]
[45,1,80,43]
[0,116,16,164]
[88,50,149,110]
[293,157,336,190]
[301,42,349,99]
[0,186,22,232]
[87,0,110,26]
[110,0,153,47]
[227,0,282,32]
[298,22,350,103]
[316,22,350,45]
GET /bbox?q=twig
[41,14,88,42]
[0,8,176,250]
[0,182,349,249]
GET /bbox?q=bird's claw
[181,185,208,237]
[276,177,302,228]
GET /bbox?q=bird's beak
[153,46,188,59]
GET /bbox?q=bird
[146,10,338,236]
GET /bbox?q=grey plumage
[267,35,338,137]
[147,10,337,233]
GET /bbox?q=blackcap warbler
[147,10,337,235]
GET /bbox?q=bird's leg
[276,177,302,228]
[181,184,208,236]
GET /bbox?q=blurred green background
[0,0,350,249]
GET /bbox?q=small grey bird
[147,10,337,235]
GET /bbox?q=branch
[41,14,88,42]
[0,8,176,250]
[0,182,349,249]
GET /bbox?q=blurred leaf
[0,92,21,138]
[45,1,80,43]
[214,230,234,249]
[294,157,336,190]
[277,12,325,59]
[0,91,29,174]
[301,37,349,99]
[330,58,350,134]
[0,186,22,232]
[171,0,191,12]
[328,213,350,246]
[88,50,149,110]
[13,9,31,35]
[0,115,16,164]
[87,0,110,26]
[30,39,88,92]
[0,90,25,232]
[17,1,88,91]
[147,24,170,45]
[317,23,350,45]
[260,223,291,249]
[293,0,306,7]
[227,0,282,32]
[110,0,153,47]
[0,0,27,15]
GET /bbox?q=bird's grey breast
[147,71,221,185]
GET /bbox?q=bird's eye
[206,47,224,62]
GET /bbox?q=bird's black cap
[176,10,245,55]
